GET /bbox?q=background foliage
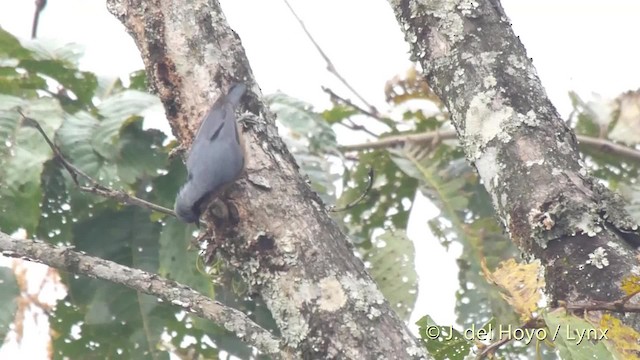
[1,23,640,359]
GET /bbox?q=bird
[174,83,247,225]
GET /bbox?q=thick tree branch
[106,0,425,358]
[387,0,640,329]
[0,232,285,357]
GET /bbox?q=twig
[31,0,47,39]
[476,318,542,360]
[619,288,640,305]
[282,0,377,114]
[563,299,640,313]
[334,117,379,138]
[476,335,511,360]
[477,297,640,359]
[18,111,176,217]
[0,232,285,357]
[323,87,391,133]
[338,129,640,164]
[340,130,457,152]
[329,168,374,212]
[573,135,640,163]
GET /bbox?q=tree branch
[106,0,425,357]
[322,86,393,134]
[387,0,640,330]
[282,0,378,114]
[19,111,176,217]
[339,129,640,164]
[0,232,287,358]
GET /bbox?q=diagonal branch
[18,111,176,217]
[282,0,378,114]
[322,87,394,134]
[0,231,287,358]
[106,0,425,357]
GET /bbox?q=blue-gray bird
[174,83,247,224]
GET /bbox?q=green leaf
[117,122,167,185]
[56,90,162,187]
[363,230,417,320]
[0,96,65,233]
[36,160,74,243]
[0,27,33,59]
[283,135,339,204]
[51,299,170,360]
[128,70,148,91]
[56,110,120,184]
[53,207,166,358]
[25,40,85,66]
[266,91,337,152]
[336,150,418,245]
[96,90,159,122]
[0,266,19,336]
[416,315,472,360]
[158,217,212,294]
[151,154,188,210]
[543,310,618,359]
[321,104,358,124]
[387,142,522,331]
[389,146,469,213]
[19,59,98,104]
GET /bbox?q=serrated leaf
[56,98,163,188]
[363,230,417,320]
[56,110,120,184]
[388,144,469,217]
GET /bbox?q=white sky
[1,0,639,356]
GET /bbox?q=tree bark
[387,0,640,327]
[106,0,425,358]
[0,232,286,358]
